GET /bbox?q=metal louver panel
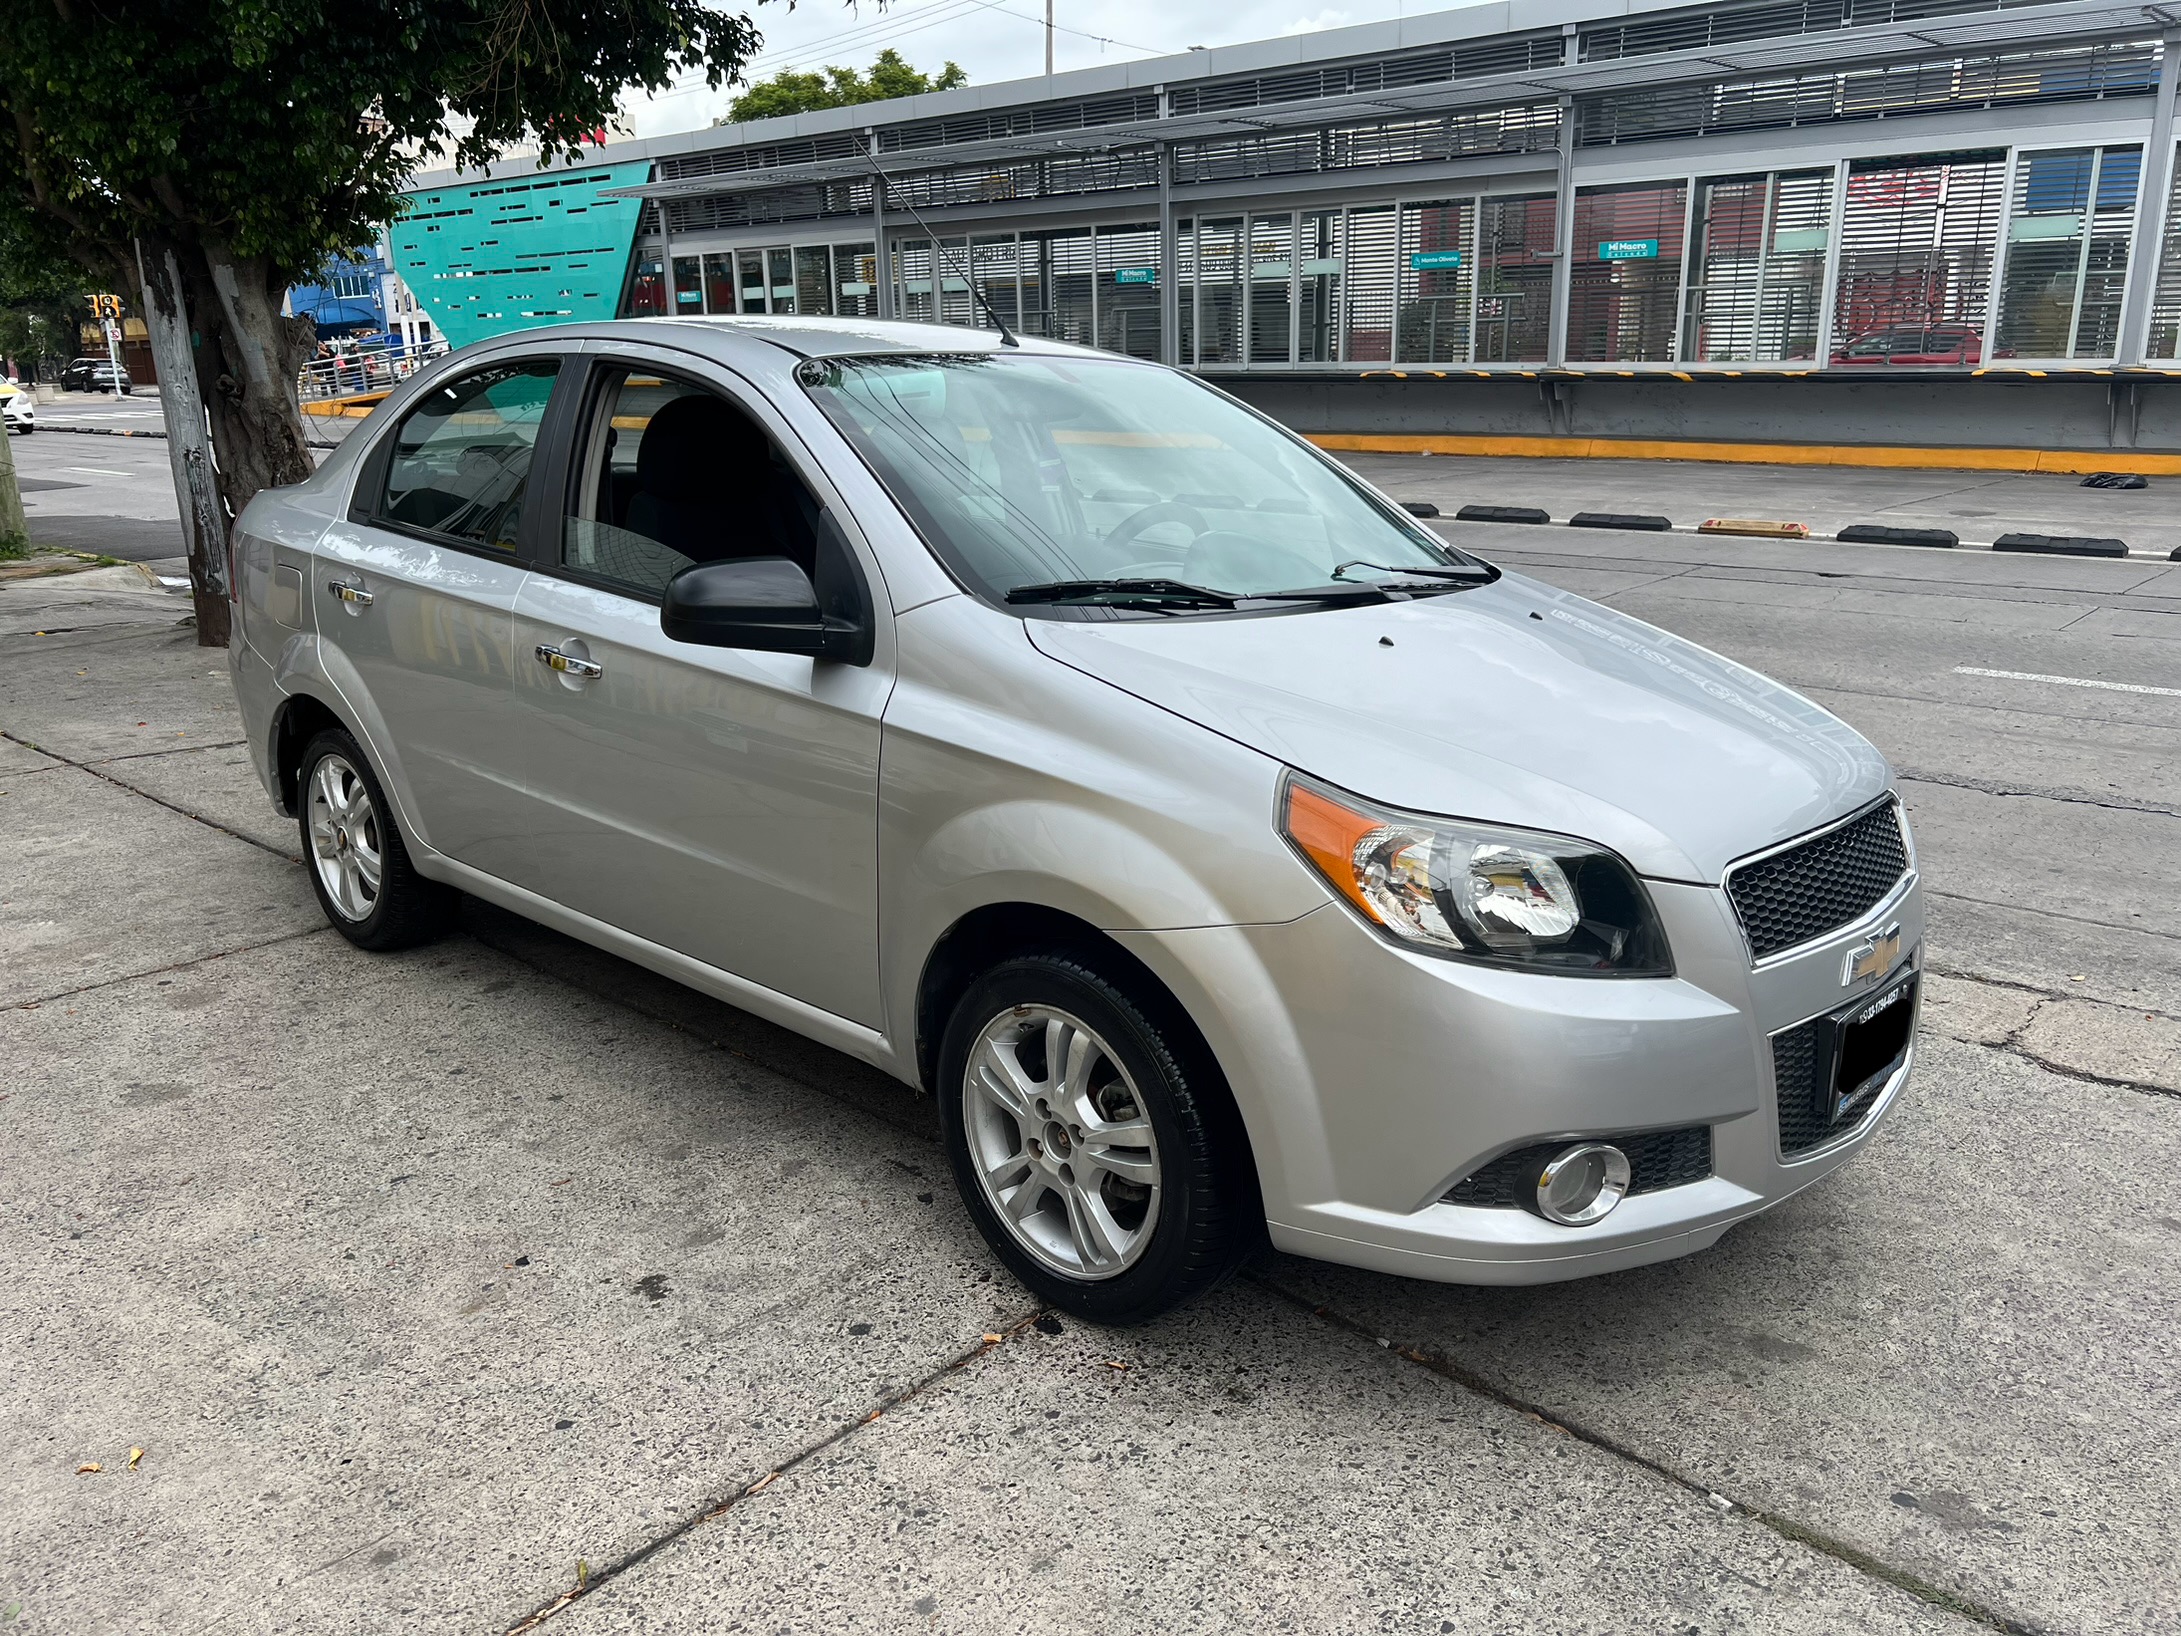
[1569,183,1691,361]
[1686,169,1832,361]
[1343,205,1399,363]
[1580,0,2066,63]
[1476,195,1558,362]
[2151,146,2181,360]
[1832,153,2006,359]
[1996,146,2143,359]
[1397,200,1476,363]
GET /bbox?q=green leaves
[724,47,969,125]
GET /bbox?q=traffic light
[87,293,122,319]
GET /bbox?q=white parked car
[1,382,34,434]
[225,317,1921,1323]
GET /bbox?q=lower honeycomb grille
[1444,1126,1713,1209]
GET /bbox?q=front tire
[938,953,1255,1324]
[297,728,454,950]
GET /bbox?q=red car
[1831,325,1985,366]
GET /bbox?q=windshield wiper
[1005,578,1241,608]
[1330,558,1495,582]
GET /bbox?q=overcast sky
[620,0,1435,136]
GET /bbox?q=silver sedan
[226,316,1921,1323]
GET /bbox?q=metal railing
[297,337,449,402]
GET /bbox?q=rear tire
[938,952,1256,1325]
[297,727,454,951]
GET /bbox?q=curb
[38,423,168,438]
[1436,507,2143,556]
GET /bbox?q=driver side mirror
[661,555,872,665]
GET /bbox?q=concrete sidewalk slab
[93,741,295,856]
[0,930,1024,1635]
[0,616,240,762]
[0,765,317,1006]
[1272,1033,2181,1636]
[555,1280,1976,1636]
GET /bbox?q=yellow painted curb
[303,392,389,417]
[1304,432,2181,477]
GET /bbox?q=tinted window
[378,361,559,551]
[559,366,819,600]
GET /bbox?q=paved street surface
[9,416,188,562]
[3,458,2178,1634]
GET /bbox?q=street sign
[1112,267,1157,285]
[1597,240,1660,260]
[1408,250,1464,270]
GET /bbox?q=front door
[313,357,562,875]
[500,356,890,1025]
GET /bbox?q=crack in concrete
[499,1314,1041,1634]
[1252,1275,2050,1636]
[1923,964,2181,1103]
[1897,768,2181,819]
[1924,887,2181,945]
[0,726,297,862]
[6,926,330,1011]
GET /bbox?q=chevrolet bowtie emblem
[1843,925,1902,987]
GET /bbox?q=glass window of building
[1569,183,1689,362]
[625,255,665,318]
[671,255,703,313]
[1299,212,1343,365]
[1195,218,1244,365]
[1996,146,2142,360]
[1833,153,2006,366]
[1684,170,1832,362]
[1343,206,1397,363]
[1247,214,1296,365]
[1097,225,1163,361]
[702,252,736,315]
[1398,200,1475,364]
[1473,195,1554,363]
[836,242,879,318]
[2151,146,2181,360]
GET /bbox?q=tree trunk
[0,409,27,554]
[191,240,316,517]
[137,239,231,645]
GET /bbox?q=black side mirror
[661,556,871,664]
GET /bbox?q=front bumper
[1130,864,1921,1286]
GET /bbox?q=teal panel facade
[391,162,650,349]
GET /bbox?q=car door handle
[535,643,603,679]
[326,580,375,606]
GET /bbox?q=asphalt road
[9,415,188,562]
[1,460,2177,1635]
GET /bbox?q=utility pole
[1045,0,1054,76]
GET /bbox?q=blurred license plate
[1828,972,1918,1121]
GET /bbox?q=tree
[724,49,966,124]
[0,1,761,646]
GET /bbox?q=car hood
[1024,572,1891,882]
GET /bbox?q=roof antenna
[868,154,1020,347]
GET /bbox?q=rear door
[495,351,893,1025]
[312,356,567,875]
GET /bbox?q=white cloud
[1279,9,1353,35]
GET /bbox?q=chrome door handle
[535,643,603,679]
[326,580,375,606]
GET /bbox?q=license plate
[1825,971,1919,1122]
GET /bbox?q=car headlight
[1279,773,1673,976]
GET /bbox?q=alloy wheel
[307,753,384,922]
[962,1005,1163,1280]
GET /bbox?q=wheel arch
[270,692,350,816]
[914,901,1265,1222]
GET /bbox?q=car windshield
[801,353,1479,608]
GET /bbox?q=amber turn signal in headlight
[1278,773,1673,976]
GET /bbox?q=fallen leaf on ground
[1101,1361,1130,1371]
[128,1447,144,1470]
[981,1333,1003,1344]
[76,1462,102,1474]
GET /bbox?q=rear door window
[376,361,560,552]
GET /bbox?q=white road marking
[1955,665,2181,698]
[63,466,130,477]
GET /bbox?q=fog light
[1535,1143,1631,1226]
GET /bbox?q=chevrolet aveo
[228,316,1921,1323]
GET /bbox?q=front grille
[1727,800,1908,960]
[1444,1126,1713,1208]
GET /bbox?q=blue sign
[1598,239,1660,261]
[1112,267,1158,285]
[1409,250,1464,271]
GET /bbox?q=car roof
[629,313,1100,362]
